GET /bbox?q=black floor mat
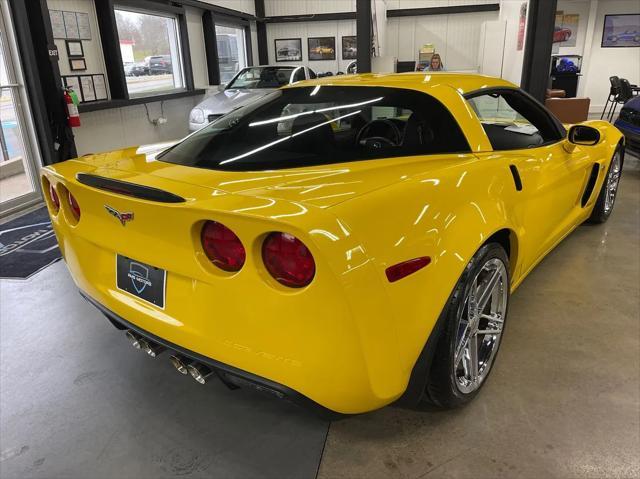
[0,206,61,279]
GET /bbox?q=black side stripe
[76,173,186,203]
[581,163,600,207]
[509,165,523,191]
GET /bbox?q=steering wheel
[356,119,403,149]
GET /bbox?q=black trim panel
[581,163,600,207]
[76,173,186,203]
[387,3,499,18]
[78,89,205,113]
[79,291,343,420]
[509,165,523,191]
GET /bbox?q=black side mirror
[568,125,600,146]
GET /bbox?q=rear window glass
[159,86,470,171]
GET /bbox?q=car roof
[283,72,517,96]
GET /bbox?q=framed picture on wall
[308,37,336,61]
[275,38,302,62]
[69,58,87,71]
[601,14,640,47]
[79,75,96,102]
[62,76,83,102]
[342,36,357,60]
[65,40,84,57]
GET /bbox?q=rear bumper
[80,290,344,419]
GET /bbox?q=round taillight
[262,232,315,288]
[68,191,81,219]
[49,183,60,211]
[200,221,245,272]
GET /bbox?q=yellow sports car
[42,73,624,416]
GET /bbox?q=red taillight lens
[385,256,431,283]
[200,221,245,272]
[262,232,315,288]
[68,191,81,219]
[49,183,60,211]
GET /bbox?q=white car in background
[188,65,316,131]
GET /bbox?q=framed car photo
[275,38,302,62]
[342,36,357,60]
[308,37,336,61]
[601,14,640,47]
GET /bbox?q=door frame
[0,0,44,218]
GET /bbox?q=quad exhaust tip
[125,330,165,358]
[186,363,214,384]
[169,355,192,375]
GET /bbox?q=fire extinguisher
[64,88,81,128]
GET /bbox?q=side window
[467,91,564,151]
[308,68,317,79]
[292,67,306,83]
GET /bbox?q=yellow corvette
[42,73,624,416]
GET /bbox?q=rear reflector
[262,232,315,288]
[201,221,245,272]
[49,183,60,211]
[385,257,431,283]
[68,191,81,220]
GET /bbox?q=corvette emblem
[105,205,134,226]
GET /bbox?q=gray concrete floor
[319,156,640,479]
[0,156,638,479]
[0,266,328,478]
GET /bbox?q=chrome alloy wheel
[604,151,622,214]
[454,258,508,394]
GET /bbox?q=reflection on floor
[0,171,32,203]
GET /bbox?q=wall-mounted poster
[92,74,108,100]
[76,12,91,40]
[80,75,96,102]
[308,37,336,61]
[342,36,357,60]
[63,11,80,39]
[553,11,579,47]
[274,38,302,62]
[50,10,66,39]
[602,14,640,47]
[517,2,526,51]
[63,76,83,102]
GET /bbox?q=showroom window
[114,7,184,97]
[215,24,247,84]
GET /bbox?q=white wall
[265,0,355,16]
[44,0,260,156]
[386,10,499,69]
[555,0,591,56]
[48,0,110,96]
[498,0,529,86]
[265,0,501,73]
[200,0,255,15]
[581,0,640,113]
[266,20,356,73]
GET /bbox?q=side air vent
[581,163,600,207]
[509,165,523,191]
[76,173,186,203]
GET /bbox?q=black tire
[424,243,510,408]
[586,146,623,224]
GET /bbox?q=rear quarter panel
[330,153,521,380]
